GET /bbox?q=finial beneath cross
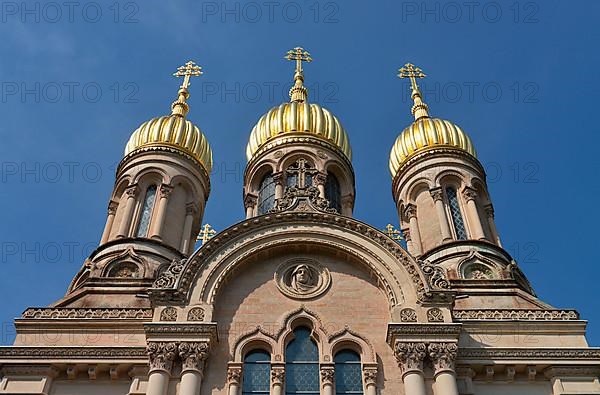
[398,62,430,120]
[174,60,203,90]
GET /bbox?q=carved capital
[341,194,354,207]
[108,200,118,215]
[394,342,426,376]
[401,228,411,242]
[428,342,458,376]
[314,172,328,186]
[429,187,444,202]
[272,172,284,184]
[125,185,139,198]
[271,366,285,386]
[244,193,258,209]
[461,187,478,202]
[159,184,174,199]
[227,366,242,385]
[484,203,494,218]
[185,202,198,216]
[146,341,177,374]
[320,366,334,387]
[178,341,210,373]
[403,204,417,220]
[363,367,378,386]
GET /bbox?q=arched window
[242,350,271,395]
[445,187,467,240]
[286,327,319,395]
[257,172,276,215]
[325,173,341,213]
[334,350,363,395]
[136,185,157,237]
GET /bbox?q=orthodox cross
[197,223,216,245]
[174,61,203,90]
[385,224,403,242]
[286,159,318,188]
[398,63,426,92]
[285,47,312,74]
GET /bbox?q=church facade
[1,50,599,395]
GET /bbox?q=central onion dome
[246,47,351,162]
[389,63,476,179]
[124,61,213,173]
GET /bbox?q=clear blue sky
[0,0,598,345]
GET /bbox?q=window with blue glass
[286,327,319,395]
[325,173,341,213]
[257,173,275,215]
[135,185,157,237]
[334,350,363,395]
[445,187,467,240]
[242,350,271,395]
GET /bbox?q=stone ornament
[428,342,458,375]
[275,258,331,299]
[271,367,285,385]
[227,366,242,385]
[394,342,426,375]
[362,367,378,386]
[146,342,178,373]
[427,308,444,322]
[179,342,210,373]
[462,262,496,280]
[320,366,335,386]
[187,307,205,321]
[400,308,417,322]
[452,309,579,321]
[160,307,177,322]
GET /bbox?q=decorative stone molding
[146,342,178,373]
[400,308,417,322]
[0,347,147,359]
[153,257,187,289]
[427,308,444,322]
[320,366,335,386]
[387,323,462,343]
[271,185,337,214]
[544,366,600,378]
[160,307,178,322]
[394,342,426,376]
[227,366,242,385]
[0,365,60,378]
[21,307,153,320]
[187,307,205,321]
[458,348,600,361]
[428,342,458,375]
[271,366,285,386]
[275,258,331,300]
[178,342,210,373]
[363,367,378,386]
[452,309,579,321]
[143,323,218,340]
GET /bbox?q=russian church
[1,48,599,395]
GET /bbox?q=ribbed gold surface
[389,117,476,178]
[246,102,351,161]
[125,115,213,172]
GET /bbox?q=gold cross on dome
[174,61,203,90]
[385,224,403,242]
[398,63,426,93]
[285,47,312,74]
[197,223,216,245]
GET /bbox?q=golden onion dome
[389,63,476,179]
[124,61,213,173]
[246,47,351,162]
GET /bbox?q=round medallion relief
[275,258,331,299]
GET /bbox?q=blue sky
[0,0,598,345]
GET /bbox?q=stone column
[271,365,285,395]
[146,342,177,395]
[244,194,257,218]
[462,187,485,240]
[362,366,378,395]
[341,194,354,216]
[428,343,459,395]
[484,204,502,246]
[179,342,210,395]
[116,185,139,238]
[314,173,327,198]
[320,366,334,395]
[394,342,427,395]
[149,184,174,240]
[273,172,285,200]
[100,200,118,244]
[180,203,197,253]
[227,365,242,395]
[404,204,423,255]
[430,188,452,242]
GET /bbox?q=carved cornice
[143,322,218,341]
[387,323,462,344]
[394,342,426,376]
[0,347,146,359]
[21,308,153,320]
[178,341,210,373]
[1,365,60,377]
[428,342,458,375]
[452,309,580,321]
[544,366,600,378]
[147,341,177,373]
[458,348,600,361]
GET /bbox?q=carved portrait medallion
[275,258,331,299]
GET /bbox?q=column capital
[401,228,411,242]
[314,172,328,186]
[461,186,478,202]
[125,184,140,198]
[178,341,210,374]
[320,365,335,387]
[394,342,426,377]
[484,203,494,218]
[362,366,378,386]
[403,203,418,220]
[159,184,174,199]
[227,365,243,385]
[427,342,458,377]
[429,187,444,202]
[108,200,118,215]
[244,193,258,209]
[272,171,285,184]
[146,341,178,374]
[271,366,285,386]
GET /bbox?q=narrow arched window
[334,350,363,395]
[242,350,271,395]
[286,327,319,395]
[325,173,341,213]
[286,159,315,188]
[136,185,157,237]
[445,187,467,240]
[257,172,275,215]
